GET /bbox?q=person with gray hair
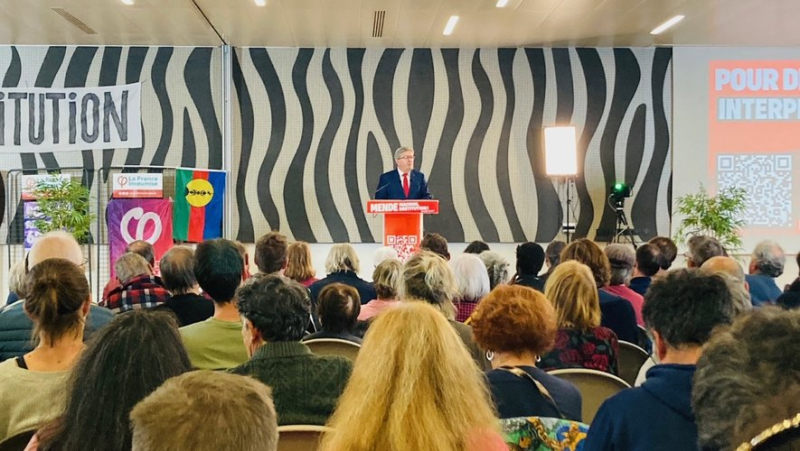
[686,235,725,268]
[102,240,156,302]
[374,146,432,199]
[101,252,170,314]
[155,247,214,327]
[479,251,510,290]
[745,240,785,306]
[603,244,645,326]
[449,253,491,322]
[372,246,398,267]
[5,261,26,306]
[701,256,753,316]
[310,244,376,311]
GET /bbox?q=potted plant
[31,176,95,244]
[674,184,747,254]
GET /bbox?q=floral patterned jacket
[538,327,620,376]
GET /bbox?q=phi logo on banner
[120,207,163,244]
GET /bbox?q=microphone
[374,183,390,197]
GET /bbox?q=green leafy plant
[32,176,94,244]
[674,184,747,253]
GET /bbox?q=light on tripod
[611,182,632,201]
[544,126,578,176]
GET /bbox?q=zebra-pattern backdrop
[0,46,222,243]
[232,47,672,244]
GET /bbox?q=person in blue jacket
[583,269,736,451]
[374,147,432,200]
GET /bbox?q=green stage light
[611,182,632,199]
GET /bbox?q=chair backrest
[548,368,630,423]
[277,425,332,451]
[0,429,36,451]
[501,416,589,451]
[304,338,361,361]
[637,325,652,351]
[617,340,650,386]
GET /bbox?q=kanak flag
[173,169,225,242]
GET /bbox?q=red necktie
[403,173,410,198]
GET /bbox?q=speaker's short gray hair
[394,146,414,159]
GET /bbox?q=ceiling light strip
[443,16,459,36]
[650,15,685,35]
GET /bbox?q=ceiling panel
[0,0,799,47]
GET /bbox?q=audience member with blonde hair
[472,285,582,421]
[450,253,491,322]
[310,244,376,308]
[372,246,398,267]
[561,239,638,343]
[539,261,620,375]
[131,371,279,451]
[400,251,489,370]
[284,241,318,287]
[320,302,507,451]
[0,259,90,441]
[359,258,402,321]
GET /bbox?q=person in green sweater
[230,274,352,426]
[180,239,249,370]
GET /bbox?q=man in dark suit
[374,146,432,199]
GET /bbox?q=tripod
[609,196,637,248]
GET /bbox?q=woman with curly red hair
[538,261,620,375]
[471,285,583,421]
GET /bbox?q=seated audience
[253,231,288,275]
[0,231,113,361]
[603,244,645,326]
[284,241,318,287]
[541,240,567,285]
[472,285,582,421]
[627,243,661,297]
[401,251,490,370]
[101,240,155,302]
[231,274,352,426]
[180,239,248,370]
[539,261,620,375]
[372,246,398,267]
[560,239,638,343]
[479,251,510,290]
[777,252,800,309]
[701,256,753,315]
[464,240,490,254]
[101,252,170,313]
[421,232,450,260]
[303,283,363,344]
[686,235,725,268]
[0,259,89,442]
[358,258,402,321]
[693,308,800,450]
[319,302,507,451]
[5,261,25,306]
[583,269,735,451]
[155,246,214,326]
[450,253,490,322]
[310,244,376,307]
[233,240,252,280]
[131,371,279,451]
[512,242,546,292]
[32,311,191,451]
[745,240,785,306]
[648,236,678,275]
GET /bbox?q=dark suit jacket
[375,169,432,200]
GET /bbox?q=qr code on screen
[717,154,792,227]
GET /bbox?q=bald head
[702,256,745,283]
[28,231,83,269]
[127,240,155,266]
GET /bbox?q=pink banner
[107,199,173,280]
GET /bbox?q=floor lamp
[544,126,578,242]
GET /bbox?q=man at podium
[374,146,432,200]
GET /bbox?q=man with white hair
[745,240,785,306]
[100,252,170,314]
[0,231,113,361]
[374,146,432,200]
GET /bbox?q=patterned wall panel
[231,47,673,244]
[0,46,222,243]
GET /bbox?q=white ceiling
[1,0,800,47]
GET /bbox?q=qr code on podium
[717,154,792,227]
[387,235,418,261]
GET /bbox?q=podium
[366,200,439,260]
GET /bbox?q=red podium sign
[367,200,439,261]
